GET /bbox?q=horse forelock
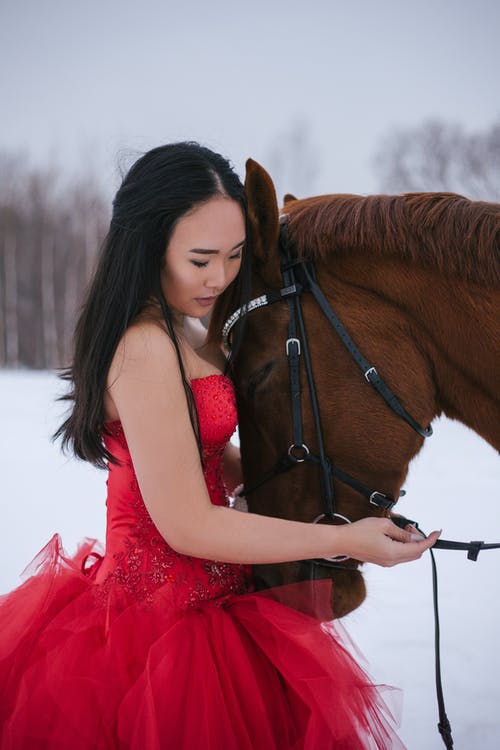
[285,193,500,287]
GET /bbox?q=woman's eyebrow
[189,239,245,255]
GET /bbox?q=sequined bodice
[95,374,249,607]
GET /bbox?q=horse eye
[245,362,276,400]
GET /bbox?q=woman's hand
[334,517,441,567]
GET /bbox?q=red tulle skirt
[0,536,404,749]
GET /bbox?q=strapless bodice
[94,374,249,607]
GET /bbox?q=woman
[0,142,439,749]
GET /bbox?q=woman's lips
[194,296,218,308]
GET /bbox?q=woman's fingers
[367,519,441,566]
[385,527,442,565]
[340,517,442,567]
[404,522,426,541]
[420,529,442,548]
[383,520,415,543]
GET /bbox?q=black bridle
[224,220,432,531]
[223,217,499,749]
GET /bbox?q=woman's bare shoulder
[109,320,178,382]
[104,321,179,422]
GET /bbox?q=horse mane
[285,192,500,287]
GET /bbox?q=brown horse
[211,160,500,618]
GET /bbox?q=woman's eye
[191,260,208,268]
[229,251,242,261]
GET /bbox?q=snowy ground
[1,370,499,749]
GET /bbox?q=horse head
[212,159,500,618]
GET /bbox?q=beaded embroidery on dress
[0,374,405,749]
[94,375,250,609]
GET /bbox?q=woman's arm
[108,324,440,567]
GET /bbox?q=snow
[1,370,499,748]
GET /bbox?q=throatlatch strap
[302,265,433,439]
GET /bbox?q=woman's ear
[245,159,281,286]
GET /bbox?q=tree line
[373,118,500,200]
[0,155,108,369]
[1,118,499,370]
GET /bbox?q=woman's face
[162,196,245,319]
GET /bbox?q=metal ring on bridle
[312,512,352,563]
[288,443,310,462]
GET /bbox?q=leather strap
[302,264,433,438]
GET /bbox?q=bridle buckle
[369,491,396,511]
[364,366,377,382]
[286,337,301,356]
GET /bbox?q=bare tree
[0,154,108,369]
[2,225,19,366]
[0,154,29,367]
[373,118,500,201]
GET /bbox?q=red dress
[0,374,404,749]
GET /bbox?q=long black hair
[55,142,249,468]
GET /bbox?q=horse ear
[245,159,281,285]
[284,193,298,204]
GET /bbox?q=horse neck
[326,256,500,450]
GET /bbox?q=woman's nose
[205,262,226,291]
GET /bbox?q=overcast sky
[1,0,499,200]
